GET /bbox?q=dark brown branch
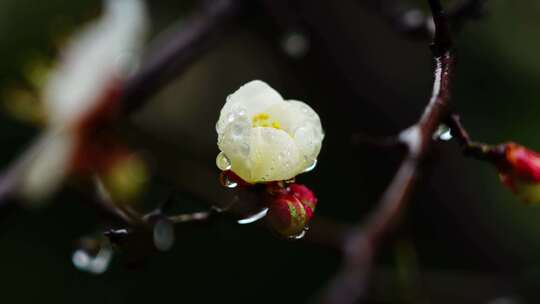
[446,114,503,162]
[320,1,455,303]
[446,114,472,146]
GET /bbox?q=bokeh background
[1,0,540,303]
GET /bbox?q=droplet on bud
[216,152,232,171]
[153,218,175,252]
[432,124,453,141]
[288,227,307,240]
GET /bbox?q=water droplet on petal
[239,142,250,157]
[231,123,244,138]
[237,208,269,224]
[72,243,113,275]
[227,113,236,123]
[153,218,175,252]
[432,124,453,141]
[303,158,318,173]
[216,152,232,171]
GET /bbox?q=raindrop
[303,159,318,173]
[153,218,175,252]
[432,124,453,141]
[216,152,232,171]
[72,243,113,275]
[281,31,310,58]
[239,142,250,157]
[288,228,307,240]
[227,113,236,123]
[231,122,245,138]
[237,208,269,224]
[219,172,238,189]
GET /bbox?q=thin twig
[320,1,455,302]
[446,114,472,146]
[446,114,503,162]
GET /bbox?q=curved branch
[320,1,455,302]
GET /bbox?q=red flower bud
[289,183,317,220]
[266,194,308,237]
[496,142,540,203]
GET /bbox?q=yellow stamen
[252,112,281,130]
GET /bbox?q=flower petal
[216,80,283,136]
[265,100,323,170]
[44,0,148,127]
[19,131,75,202]
[216,81,324,183]
[249,127,302,183]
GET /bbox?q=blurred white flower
[216,80,324,184]
[19,0,149,201]
[45,0,148,128]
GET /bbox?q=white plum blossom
[45,0,148,128]
[216,80,324,184]
[19,0,149,201]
